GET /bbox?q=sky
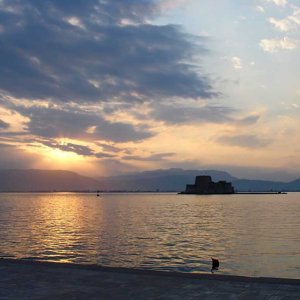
[0,0,300,180]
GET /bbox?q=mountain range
[0,169,99,192]
[0,168,300,192]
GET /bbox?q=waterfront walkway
[0,259,300,299]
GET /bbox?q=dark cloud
[0,142,13,148]
[17,106,97,139]
[0,119,9,129]
[93,119,153,142]
[16,105,153,142]
[36,138,123,159]
[0,0,216,104]
[41,140,94,156]
[0,0,225,170]
[22,0,157,25]
[95,152,116,159]
[236,114,260,126]
[123,152,175,161]
[151,103,235,124]
[217,134,271,148]
[97,143,123,153]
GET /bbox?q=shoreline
[179,192,288,195]
[0,190,296,193]
[1,259,300,299]
[1,258,299,285]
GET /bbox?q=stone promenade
[0,259,299,299]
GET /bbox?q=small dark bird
[211,257,219,273]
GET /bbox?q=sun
[48,148,81,162]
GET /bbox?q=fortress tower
[184,176,234,194]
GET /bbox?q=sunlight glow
[48,148,81,162]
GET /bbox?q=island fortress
[182,176,235,194]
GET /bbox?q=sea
[0,192,299,279]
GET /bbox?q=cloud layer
[0,0,216,104]
[217,134,271,149]
[0,119,9,129]
[1,1,289,176]
[0,0,227,163]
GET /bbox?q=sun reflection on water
[0,192,299,278]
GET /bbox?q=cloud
[93,119,153,143]
[260,37,298,52]
[236,114,261,126]
[0,119,9,129]
[231,57,243,69]
[0,0,217,104]
[217,134,271,148]
[40,139,121,159]
[150,103,235,124]
[256,6,265,13]
[268,8,300,32]
[0,0,235,172]
[269,17,294,32]
[97,143,123,153]
[15,105,153,143]
[267,0,287,7]
[95,152,116,159]
[158,0,191,11]
[288,7,300,26]
[41,140,95,156]
[0,0,227,157]
[1,0,157,26]
[123,152,175,161]
[0,142,13,148]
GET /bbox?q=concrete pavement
[0,259,299,299]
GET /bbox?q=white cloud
[158,0,190,11]
[288,7,300,26]
[269,17,294,32]
[119,18,138,26]
[231,57,243,69]
[268,7,300,32]
[267,0,287,7]
[65,17,85,29]
[256,6,265,13]
[260,37,298,52]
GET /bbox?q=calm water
[0,192,299,279]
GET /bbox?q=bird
[211,257,219,273]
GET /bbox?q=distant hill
[232,178,300,192]
[1,168,300,192]
[97,168,237,191]
[0,169,100,192]
[232,179,286,192]
[98,168,300,192]
[286,179,300,190]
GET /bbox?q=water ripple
[0,192,299,278]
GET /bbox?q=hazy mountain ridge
[0,168,300,192]
[105,168,237,181]
[98,169,237,191]
[232,179,286,192]
[233,178,300,192]
[0,169,99,192]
